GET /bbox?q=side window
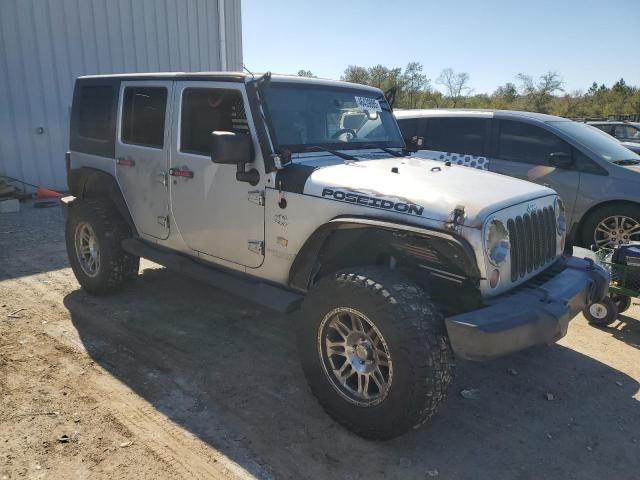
[180,88,248,156]
[121,87,168,148]
[617,125,640,140]
[497,120,571,165]
[595,124,614,135]
[78,86,114,141]
[423,118,488,156]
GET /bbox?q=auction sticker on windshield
[355,96,382,113]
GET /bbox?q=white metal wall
[0,0,243,191]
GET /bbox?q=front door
[115,81,173,240]
[488,119,581,225]
[169,81,265,268]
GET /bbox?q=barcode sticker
[355,96,382,113]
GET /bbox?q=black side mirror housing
[211,131,252,165]
[549,151,573,169]
[210,131,259,185]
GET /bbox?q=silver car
[395,109,640,249]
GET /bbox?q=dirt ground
[1,201,639,480]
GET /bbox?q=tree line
[297,64,640,118]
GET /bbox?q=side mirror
[405,135,424,152]
[211,131,252,165]
[210,131,259,185]
[549,151,573,169]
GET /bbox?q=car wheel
[580,204,640,249]
[297,267,455,440]
[66,199,139,294]
[584,296,618,326]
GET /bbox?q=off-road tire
[584,296,618,326]
[66,199,139,295]
[580,203,640,249]
[297,267,455,440]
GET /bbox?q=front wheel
[580,204,640,249]
[584,296,618,326]
[297,267,455,440]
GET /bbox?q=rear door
[115,81,173,240]
[488,119,581,224]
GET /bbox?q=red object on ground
[36,186,64,198]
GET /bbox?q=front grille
[507,207,557,282]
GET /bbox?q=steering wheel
[331,128,358,141]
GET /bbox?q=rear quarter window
[70,79,119,158]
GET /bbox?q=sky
[241,0,640,95]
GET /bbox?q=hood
[299,153,556,228]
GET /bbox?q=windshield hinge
[157,215,169,229]
[248,190,265,206]
[270,154,283,170]
[248,240,265,255]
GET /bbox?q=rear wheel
[584,296,618,326]
[297,267,455,440]
[66,199,139,294]
[611,294,632,314]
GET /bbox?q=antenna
[243,64,255,79]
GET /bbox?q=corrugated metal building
[0,0,243,191]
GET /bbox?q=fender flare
[288,216,481,292]
[66,167,137,235]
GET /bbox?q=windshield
[547,120,640,163]
[261,82,405,153]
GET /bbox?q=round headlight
[485,219,510,266]
[554,197,567,235]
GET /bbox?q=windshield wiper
[613,159,640,166]
[305,145,357,161]
[360,143,407,158]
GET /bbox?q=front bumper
[445,248,609,361]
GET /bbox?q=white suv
[63,72,607,440]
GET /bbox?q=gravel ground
[1,200,639,479]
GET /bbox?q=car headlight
[554,197,567,235]
[485,219,510,266]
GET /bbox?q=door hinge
[157,215,169,228]
[248,190,265,206]
[248,240,265,255]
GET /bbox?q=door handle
[169,167,194,179]
[116,157,135,167]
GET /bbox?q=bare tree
[517,71,564,112]
[437,68,472,107]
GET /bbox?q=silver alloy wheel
[588,303,608,320]
[74,222,100,278]
[594,215,640,248]
[318,307,393,407]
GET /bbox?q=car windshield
[261,81,405,154]
[547,120,640,163]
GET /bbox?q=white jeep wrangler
[63,72,608,440]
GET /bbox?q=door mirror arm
[236,161,260,186]
[211,131,260,185]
